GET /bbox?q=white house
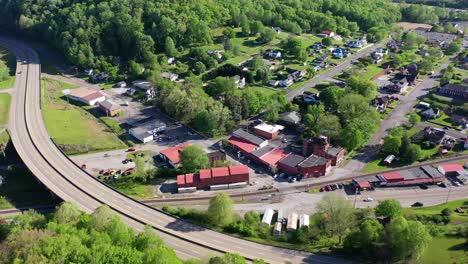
[233,75,246,88]
[279,78,293,87]
[267,50,282,59]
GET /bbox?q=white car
[363,196,374,202]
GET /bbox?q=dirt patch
[397,22,433,31]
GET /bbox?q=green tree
[408,112,421,127]
[193,61,207,75]
[319,86,345,110]
[346,76,378,99]
[386,217,431,261]
[259,27,275,43]
[316,193,355,244]
[344,218,383,255]
[54,202,82,225]
[447,41,461,54]
[207,193,233,227]
[375,199,402,218]
[0,61,8,81]
[338,93,371,122]
[129,60,143,79]
[165,36,177,57]
[402,144,423,163]
[316,114,342,139]
[382,135,402,155]
[321,37,333,47]
[205,77,236,97]
[179,145,209,173]
[340,126,364,150]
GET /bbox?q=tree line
[0,0,400,73]
[0,202,258,264]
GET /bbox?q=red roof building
[438,164,465,176]
[228,137,258,153]
[177,165,250,190]
[66,87,106,106]
[159,144,191,167]
[259,148,290,167]
[382,172,404,182]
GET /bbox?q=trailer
[273,221,282,236]
[299,214,310,228]
[262,208,274,225]
[228,182,248,189]
[286,212,298,231]
[210,184,229,191]
[177,187,197,193]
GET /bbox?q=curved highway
[1,37,351,264]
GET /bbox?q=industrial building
[129,120,167,143]
[159,144,190,167]
[65,87,106,106]
[253,123,284,139]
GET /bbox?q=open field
[41,77,126,155]
[421,236,467,264]
[0,48,16,90]
[0,93,11,125]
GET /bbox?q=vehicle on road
[412,202,424,207]
[363,196,374,202]
[420,185,428,190]
[127,147,136,152]
[437,182,447,188]
[80,164,87,169]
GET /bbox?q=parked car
[363,196,374,202]
[326,186,333,192]
[420,185,428,190]
[437,182,447,188]
[127,148,136,152]
[412,202,424,207]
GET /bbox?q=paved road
[287,43,384,100]
[340,40,467,174]
[0,37,353,264]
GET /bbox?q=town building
[297,154,331,177]
[451,114,468,127]
[65,87,106,106]
[424,127,446,145]
[176,165,249,190]
[99,100,122,117]
[420,108,439,119]
[303,136,345,166]
[233,75,246,88]
[253,123,285,139]
[159,143,190,167]
[129,120,167,143]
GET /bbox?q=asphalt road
[0,37,355,264]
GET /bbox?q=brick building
[253,123,284,139]
[176,165,249,190]
[303,136,344,166]
[159,144,190,167]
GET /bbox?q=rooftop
[254,123,285,134]
[327,147,343,156]
[278,154,305,167]
[99,100,120,111]
[228,136,258,153]
[439,164,464,173]
[232,129,267,146]
[251,145,275,158]
[382,171,404,181]
[229,165,249,176]
[260,148,290,166]
[211,167,230,178]
[298,154,329,167]
[129,120,167,139]
[279,111,301,124]
[159,143,191,164]
[199,169,211,179]
[68,87,104,102]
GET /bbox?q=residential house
[279,111,301,126]
[266,50,282,59]
[233,75,246,88]
[268,80,280,87]
[451,114,468,127]
[303,93,320,104]
[279,78,293,87]
[311,43,322,50]
[65,87,106,106]
[161,72,179,82]
[208,50,224,60]
[420,108,440,119]
[159,144,190,167]
[346,40,362,49]
[387,40,401,53]
[99,100,122,117]
[439,84,468,100]
[424,127,446,145]
[303,136,345,166]
[387,75,409,93]
[372,96,392,112]
[130,120,167,143]
[321,30,335,37]
[441,137,456,150]
[91,73,109,83]
[414,30,457,49]
[167,57,176,65]
[291,70,306,82]
[132,80,153,91]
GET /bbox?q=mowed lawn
[0,93,11,125]
[0,48,16,90]
[41,77,126,155]
[420,236,467,264]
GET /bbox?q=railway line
[1,37,351,264]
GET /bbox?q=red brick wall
[253,128,278,139]
[277,162,299,175]
[298,159,331,178]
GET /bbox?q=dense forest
[394,0,468,9]
[0,202,258,264]
[0,0,401,69]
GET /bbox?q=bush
[441,208,452,217]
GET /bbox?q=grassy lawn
[127,150,155,176]
[359,64,385,80]
[41,77,126,155]
[405,199,468,220]
[0,130,9,145]
[432,112,456,127]
[100,117,125,136]
[0,168,56,209]
[420,236,467,264]
[0,48,16,90]
[248,85,279,96]
[0,93,11,125]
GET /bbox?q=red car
[127,148,136,152]
[80,164,87,169]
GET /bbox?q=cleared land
[0,48,16,90]
[0,93,11,125]
[41,77,126,155]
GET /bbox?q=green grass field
[0,168,55,209]
[0,93,11,125]
[0,48,16,90]
[0,130,9,145]
[41,77,126,155]
[420,236,467,264]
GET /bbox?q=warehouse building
[129,120,166,143]
[65,87,106,106]
[159,143,190,167]
[253,123,284,139]
[176,165,249,191]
